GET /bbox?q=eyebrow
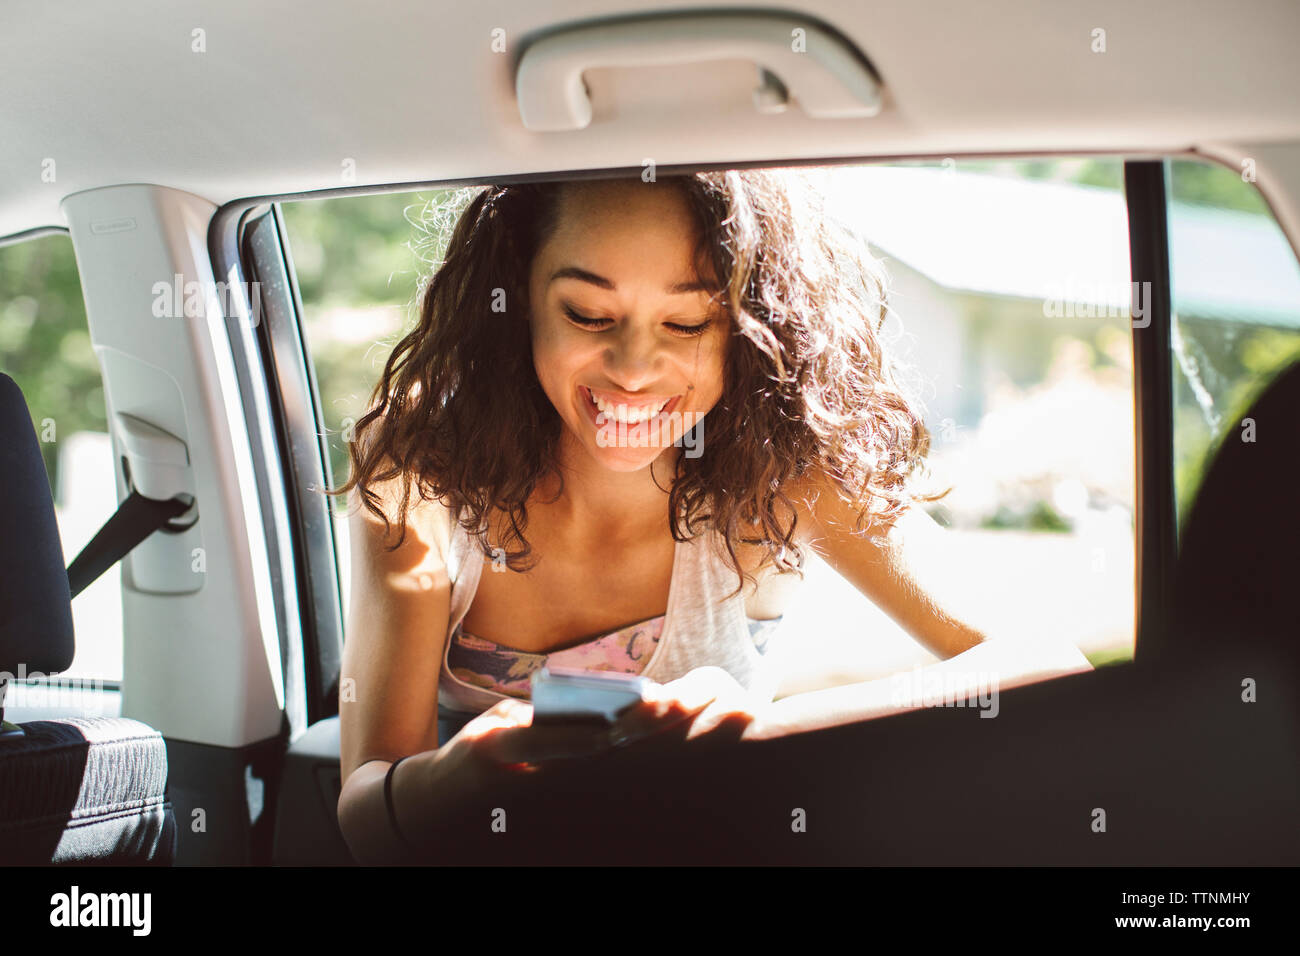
[549,266,717,295]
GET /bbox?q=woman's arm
[335,481,454,864]
[793,471,993,658]
[750,634,1092,738]
[753,471,1092,737]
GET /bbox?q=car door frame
[207,152,1296,864]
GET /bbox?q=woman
[335,169,1092,863]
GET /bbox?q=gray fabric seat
[0,372,177,865]
[0,716,175,864]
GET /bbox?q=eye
[665,319,711,337]
[563,305,612,330]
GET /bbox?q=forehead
[539,179,703,269]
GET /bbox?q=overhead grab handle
[515,11,883,132]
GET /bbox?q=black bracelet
[384,756,413,849]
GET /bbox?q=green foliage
[1169,160,1269,215]
[946,157,1123,191]
[980,500,1073,533]
[284,189,459,307]
[949,155,1268,215]
[0,234,102,491]
[1086,644,1136,668]
[281,189,466,490]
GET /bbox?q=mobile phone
[530,664,650,725]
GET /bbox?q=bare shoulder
[724,473,832,612]
[347,468,454,575]
[779,466,885,549]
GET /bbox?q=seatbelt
[66,491,193,599]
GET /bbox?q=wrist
[740,699,786,741]
[384,757,414,853]
[388,749,438,861]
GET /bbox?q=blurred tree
[952,156,1267,213]
[1168,160,1269,215]
[281,188,463,490]
[284,189,463,307]
[0,233,102,493]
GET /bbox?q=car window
[1166,158,1300,535]
[280,159,1136,696]
[0,232,121,688]
[792,159,1135,681]
[279,192,449,624]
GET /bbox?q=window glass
[282,159,1137,694]
[795,159,1135,682]
[1166,159,1300,533]
[281,193,450,622]
[0,233,121,685]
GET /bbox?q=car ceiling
[2,0,1299,239]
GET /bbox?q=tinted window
[1166,158,1300,534]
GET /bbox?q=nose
[602,320,663,392]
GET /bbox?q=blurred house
[817,166,1300,527]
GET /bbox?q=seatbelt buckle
[116,413,198,530]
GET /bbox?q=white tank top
[437,519,786,715]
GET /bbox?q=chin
[588,441,670,473]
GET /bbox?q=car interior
[1,1,1297,867]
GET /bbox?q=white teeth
[590,392,669,424]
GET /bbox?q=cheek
[691,330,730,406]
[530,321,591,401]
[529,315,566,384]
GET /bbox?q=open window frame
[207,151,1295,865]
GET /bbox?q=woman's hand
[392,669,765,857]
[435,666,765,782]
[617,666,765,748]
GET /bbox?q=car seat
[0,372,177,864]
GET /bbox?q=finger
[652,668,728,710]
[612,705,752,754]
[615,687,711,736]
[478,719,613,767]
[613,668,746,738]
[614,685,756,749]
[676,665,746,700]
[460,697,532,739]
[608,704,698,749]
[682,698,758,741]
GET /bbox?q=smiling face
[527,180,729,473]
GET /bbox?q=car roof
[3,1,1300,238]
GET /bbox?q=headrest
[0,372,75,675]
[1172,359,1299,671]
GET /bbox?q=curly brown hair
[334,168,946,590]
